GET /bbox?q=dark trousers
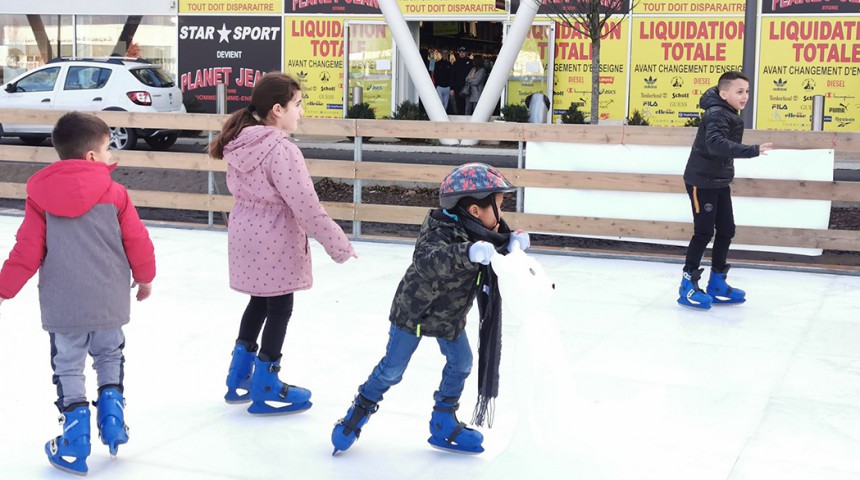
[683,184,735,272]
[237,294,294,361]
[454,89,467,115]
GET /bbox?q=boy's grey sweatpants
[49,328,125,411]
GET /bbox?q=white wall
[525,142,835,256]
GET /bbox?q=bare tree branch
[538,0,639,124]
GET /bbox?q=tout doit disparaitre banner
[180,0,282,14]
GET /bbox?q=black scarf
[452,207,510,428]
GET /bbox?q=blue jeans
[359,324,473,404]
[436,86,451,110]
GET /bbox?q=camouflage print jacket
[389,209,481,341]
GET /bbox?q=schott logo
[320,86,336,92]
[179,24,281,43]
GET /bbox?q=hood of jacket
[223,126,287,173]
[699,86,735,113]
[26,160,116,218]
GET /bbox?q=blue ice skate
[95,386,129,456]
[331,394,379,455]
[677,268,713,310]
[225,341,257,403]
[427,397,484,454]
[706,265,746,305]
[247,356,312,415]
[45,403,91,476]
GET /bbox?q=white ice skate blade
[49,459,87,477]
[427,441,484,455]
[676,301,711,311]
[247,401,312,416]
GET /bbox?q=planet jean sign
[178,16,283,114]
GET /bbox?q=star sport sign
[178,16,283,114]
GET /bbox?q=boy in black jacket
[678,71,772,310]
[330,163,529,455]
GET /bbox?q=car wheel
[19,135,49,146]
[144,133,179,151]
[109,127,138,150]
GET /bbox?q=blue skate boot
[427,397,484,454]
[45,403,91,476]
[225,341,257,404]
[331,394,379,455]
[95,385,129,457]
[247,355,312,415]
[677,268,713,310]
[706,264,746,305]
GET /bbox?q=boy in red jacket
[0,112,155,475]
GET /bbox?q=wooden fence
[1,108,859,261]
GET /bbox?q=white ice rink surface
[1,213,859,480]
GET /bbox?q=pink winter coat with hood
[223,126,354,296]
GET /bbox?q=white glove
[468,241,495,265]
[508,230,530,252]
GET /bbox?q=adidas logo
[773,78,787,88]
[297,70,308,80]
[644,76,657,86]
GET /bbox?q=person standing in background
[434,50,454,113]
[453,47,472,116]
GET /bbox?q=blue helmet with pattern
[439,162,516,210]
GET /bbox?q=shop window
[75,15,178,81]
[0,14,72,85]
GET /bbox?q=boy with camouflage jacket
[331,163,529,455]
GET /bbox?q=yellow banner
[397,0,501,16]
[635,0,746,15]
[285,17,346,119]
[346,23,393,119]
[180,0,282,14]
[284,18,393,119]
[756,16,860,132]
[551,19,629,123]
[506,25,551,114]
[628,16,744,127]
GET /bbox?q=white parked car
[0,57,186,150]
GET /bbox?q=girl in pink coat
[210,72,356,415]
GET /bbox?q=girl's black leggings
[237,294,294,362]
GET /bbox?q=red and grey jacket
[0,160,155,333]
